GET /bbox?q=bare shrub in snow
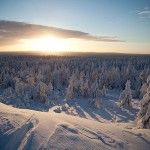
[61,103,70,111]
[53,107,61,113]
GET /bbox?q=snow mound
[0,102,150,150]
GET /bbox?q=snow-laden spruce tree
[147,75,150,84]
[33,81,48,103]
[82,79,90,97]
[101,85,107,96]
[90,79,100,98]
[79,71,85,96]
[136,84,150,128]
[140,83,148,98]
[14,78,26,96]
[65,74,79,100]
[140,75,150,98]
[65,84,74,100]
[79,72,90,97]
[119,80,132,107]
[48,81,53,95]
[2,87,15,98]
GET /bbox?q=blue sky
[0,0,150,53]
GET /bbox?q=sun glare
[22,36,69,53]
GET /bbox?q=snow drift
[0,102,150,150]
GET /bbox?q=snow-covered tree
[26,75,35,86]
[78,72,90,97]
[2,87,15,98]
[83,79,90,97]
[14,78,26,96]
[65,84,74,100]
[36,71,43,81]
[101,85,107,96]
[23,93,31,106]
[48,81,53,95]
[136,84,150,128]
[139,70,149,83]
[90,80,100,98]
[65,74,79,100]
[147,75,150,84]
[33,81,48,103]
[52,67,62,90]
[119,80,132,107]
[140,75,150,98]
[140,83,148,98]
[108,67,121,89]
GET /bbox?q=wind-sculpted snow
[0,111,38,150]
[5,115,37,150]
[0,102,150,150]
[45,123,125,150]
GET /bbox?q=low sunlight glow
[22,36,70,53]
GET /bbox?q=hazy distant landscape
[0,0,150,149]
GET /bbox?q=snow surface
[0,102,150,150]
[51,90,139,123]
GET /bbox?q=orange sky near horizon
[0,37,150,54]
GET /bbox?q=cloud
[137,7,150,19]
[0,20,123,46]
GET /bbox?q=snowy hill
[0,102,150,150]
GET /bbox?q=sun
[22,36,69,53]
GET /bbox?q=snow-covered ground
[51,90,139,123]
[0,102,150,150]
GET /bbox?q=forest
[0,53,150,128]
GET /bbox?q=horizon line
[0,50,150,56]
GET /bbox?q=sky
[0,0,150,54]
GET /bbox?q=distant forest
[0,53,150,107]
